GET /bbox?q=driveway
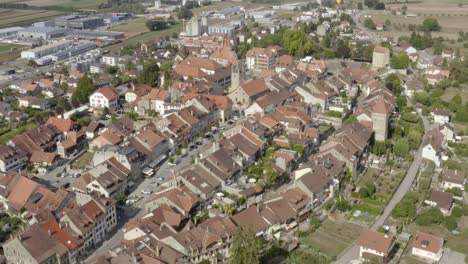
[440,248,466,264]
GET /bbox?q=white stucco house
[89,86,119,110]
[411,232,444,262]
[357,230,395,262]
[431,109,450,124]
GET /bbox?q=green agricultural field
[0,8,64,28]
[0,43,23,52]
[0,0,107,9]
[364,0,468,52]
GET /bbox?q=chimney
[48,230,52,236]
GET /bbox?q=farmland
[0,8,64,28]
[107,19,182,50]
[0,43,24,52]
[364,0,468,52]
[0,0,106,9]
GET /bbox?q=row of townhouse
[0,171,118,264]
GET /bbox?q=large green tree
[138,59,160,86]
[72,74,94,105]
[393,138,410,157]
[230,227,260,264]
[283,29,308,57]
[390,52,411,69]
[422,18,441,31]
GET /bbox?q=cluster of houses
[0,171,118,263]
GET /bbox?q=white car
[141,189,153,195]
[155,177,164,181]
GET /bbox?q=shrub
[443,216,458,230]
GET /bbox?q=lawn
[71,151,94,170]
[300,220,363,258]
[0,43,25,53]
[0,121,37,144]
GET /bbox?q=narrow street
[334,101,430,264]
[84,134,218,261]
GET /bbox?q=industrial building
[49,43,97,61]
[54,15,104,29]
[212,7,243,19]
[21,40,74,59]
[208,21,240,36]
[0,27,23,38]
[184,15,208,37]
[71,30,125,40]
[18,27,66,40]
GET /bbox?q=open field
[0,0,106,9]
[299,220,363,258]
[110,18,149,38]
[0,8,64,28]
[191,2,269,16]
[364,0,468,51]
[107,22,182,50]
[0,43,24,52]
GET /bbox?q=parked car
[141,189,153,195]
[155,177,164,181]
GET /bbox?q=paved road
[335,103,430,264]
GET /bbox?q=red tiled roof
[7,176,38,210]
[46,116,75,133]
[94,86,118,100]
[40,218,80,250]
[241,79,269,97]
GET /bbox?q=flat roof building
[18,27,66,40]
[21,40,74,59]
[0,27,24,38]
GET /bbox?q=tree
[415,207,444,226]
[357,2,363,10]
[177,7,193,20]
[336,39,351,58]
[222,204,235,215]
[385,74,401,94]
[393,138,410,157]
[422,18,441,31]
[364,18,376,30]
[390,52,411,69]
[283,29,307,57]
[72,74,94,105]
[138,59,160,86]
[444,216,458,230]
[385,19,391,28]
[146,20,168,31]
[230,227,260,264]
